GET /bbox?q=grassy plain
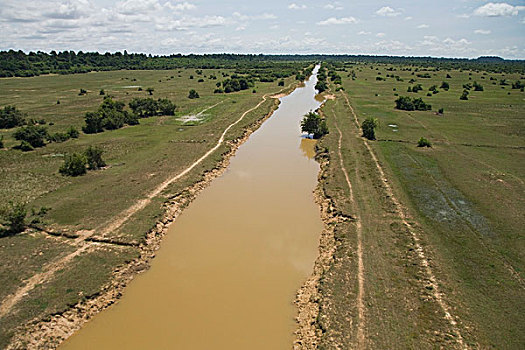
[316,63,524,348]
[0,66,306,347]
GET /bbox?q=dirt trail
[340,91,468,349]
[333,116,366,348]
[0,92,276,323]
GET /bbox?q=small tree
[0,202,27,235]
[84,146,106,170]
[188,89,200,99]
[460,90,469,100]
[417,137,432,147]
[67,126,79,138]
[0,135,3,148]
[440,81,450,90]
[146,87,154,95]
[473,81,484,91]
[0,105,26,129]
[301,112,328,139]
[99,89,105,95]
[361,117,378,140]
[59,153,87,176]
[13,125,49,148]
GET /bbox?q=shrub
[188,89,200,99]
[13,125,48,148]
[301,112,328,139]
[417,137,432,147]
[0,135,3,148]
[0,105,26,128]
[100,89,105,95]
[67,126,79,138]
[460,90,469,100]
[440,81,450,90]
[438,108,444,114]
[315,81,328,93]
[512,80,524,89]
[278,80,285,86]
[18,140,34,151]
[146,87,154,95]
[395,96,431,111]
[362,117,378,140]
[48,132,70,143]
[79,88,87,95]
[59,153,87,176]
[85,146,106,170]
[0,202,27,235]
[473,81,484,91]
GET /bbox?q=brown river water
[61,65,323,350]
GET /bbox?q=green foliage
[188,89,200,99]
[13,125,48,148]
[511,80,524,89]
[301,112,329,139]
[146,87,154,95]
[18,140,34,151]
[48,132,70,143]
[99,89,105,95]
[0,135,3,148]
[278,80,285,86]
[395,96,431,111]
[85,146,106,170]
[440,81,450,90]
[67,126,79,138]
[438,108,444,114]
[79,88,87,95]
[460,90,469,100]
[473,81,484,91]
[222,77,252,93]
[59,153,87,176]
[315,80,328,93]
[417,137,432,147]
[361,117,378,140]
[83,97,134,133]
[0,201,27,235]
[0,105,26,128]
[129,98,176,117]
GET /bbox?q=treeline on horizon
[1,50,524,77]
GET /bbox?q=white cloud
[417,24,429,29]
[164,2,196,12]
[376,32,385,37]
[376,6,401,17]
[232,12,276,21]
[474,2,525,17]
[116,0,161,15]
[358,31,371,35]
[324,3,343,10]
[474,29,491,34]
[404,16,413,21]
[317,17,358,25]
[288,3,307,10]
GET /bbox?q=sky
[0,0,524,59]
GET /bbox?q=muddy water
[61,66,323,350]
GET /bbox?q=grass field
[0,66,309,347]
[315,63,524,349]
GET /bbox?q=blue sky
[1,0,524,58]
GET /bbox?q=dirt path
[333,115,366,348]
[339,91,468,349]
[0,92,276,323]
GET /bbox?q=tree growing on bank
[301,112,328,139]
[362,117,378,140]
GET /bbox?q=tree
[13,125,48,148]
[83,111,105,133]
[146,87,154,95]
[0,202,27,235]
[188,89,200,99]
[0,105,26,128]
[67,126,79,138]
[59,153,87,176]
[301,112,328,139]
[85,146,106,170]
[315,80,327,93]
[440,81,450,90]
[100,89,105,95]
[361,117,378,140]
[460,90,469,100]
[473,81,484,91]
[417,137,432,147]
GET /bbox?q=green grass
[317,63,524,349]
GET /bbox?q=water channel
[61,65,323,350]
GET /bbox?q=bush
[278,80,285,86]
[59,152,87,176]
[48,132,70,143]
[417,137,432,147]
[440,81,450,90]
[301,112,328,139]
[13,125,48,148]
[361,117,378,140]
[0,202,27,235]
[473,81,484,91]
[79,88,87,95]
[315,81,328,93]
[146,87,154,95]
[67,126,79,138]
[188,89,200,99]
[85,146,106,170]
[100,89,105,95]
[0,105,26,128]
[460,90,469,100]
[0,135,3,148]
[395,96,431,111]
[18,140,34,151]
[438,108,444,114]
